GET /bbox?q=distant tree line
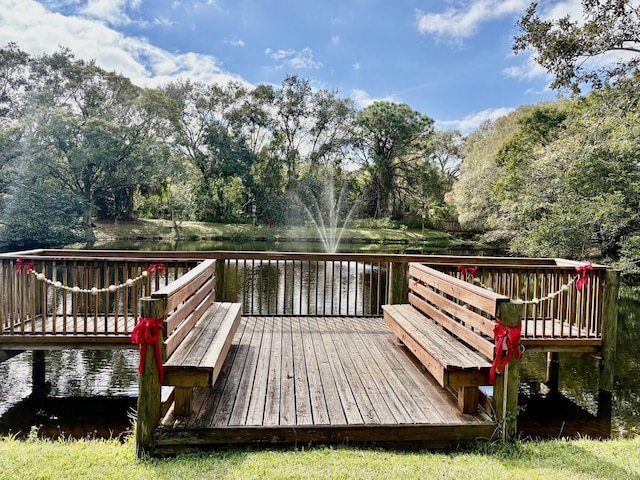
[0,42,460,249]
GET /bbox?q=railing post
[135,296,165,458]
[215,259,225,302]
[493,301,524,442]
[387,261,407,305]
[598,269,619,425]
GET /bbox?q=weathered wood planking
[155,315,494,453]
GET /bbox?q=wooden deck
[155,315,495,453]
[0,316,134,348]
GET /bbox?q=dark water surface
[1,241,638,440]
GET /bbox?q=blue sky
[0,0,583,133]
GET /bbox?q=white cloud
[79,0,139,26]
[331,35,340,46]
[353,62,360,71]
[437,107,516,133]
[226,39,245,47]
[542,0,583,22]
[0,0,247,88]
[416,0,528,40]
[266,47,323,70]
[349,89,398,109]
[502,54,549,81]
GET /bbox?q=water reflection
[0,349,139,438]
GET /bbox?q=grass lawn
[1,434,639,479]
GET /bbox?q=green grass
[92,219,455,245]
[1,434,639,479]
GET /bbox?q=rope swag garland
[457,262,594,383]
[13,259,166,295]
[457,261,594,304]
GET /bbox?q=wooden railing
[0,250,201,336]
[211,252,393,316]
[0,250,617,345]
[436,260,607,342]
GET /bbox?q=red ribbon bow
[147,263,166,274]
[490,319,522,384]
[575,262,593,291]
[458,265,478,281]
[15,258,34,274]
[131,316,165,383]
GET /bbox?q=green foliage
[472,74,640,261]
[0,180,90,248]
[357,101,435,219]
[515,0,640,94]
[452,106,536,231]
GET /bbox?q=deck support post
[493,302,524,442]
[544,352,560,392]
[214,259,225,302]
[598,269,619,426]
[388,261,407,305]
[31,350,47,397]
[136,297,166,458]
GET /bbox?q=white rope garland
[15,259,163,295]
[472,274,578,305]
[29,269,151,295]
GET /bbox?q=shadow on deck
[155,316,496,454]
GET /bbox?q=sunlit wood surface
[156,315,495,452]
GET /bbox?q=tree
[356,101,434,219]
[514,0,640,94]
[511,78,640,259]
[427,129,464,190]
[452,106,535,231]
[0,176,89,249]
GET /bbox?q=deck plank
[329,319,397,424]
[343,316,437,424]
[155,315,498,450]
[290,316,313,425]
[313,316,363,425]
[279,316,297,425]
[324,316,381,424]
[232,315,267,426]
[211,311,256,426]
[298,316,331,425]
[306,316,346,425]
[340,317,413,424]
[245,316,275,426]
[263,315,283,426]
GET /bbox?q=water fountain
[296,179,357,253]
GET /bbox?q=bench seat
[383,304,491,390]
[164,301,242,415]
[382,263,510,414]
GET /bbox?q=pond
[0,240,638,440]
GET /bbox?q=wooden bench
[383,262,510,414]
[151,260,242,417]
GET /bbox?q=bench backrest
[151,259,216,359]
[408,262,510,359]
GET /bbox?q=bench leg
[173,387,193,416]
[458,386,479,414]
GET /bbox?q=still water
[1,241,638,440]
